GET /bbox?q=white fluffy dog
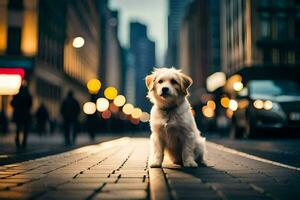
[146,67,206,168]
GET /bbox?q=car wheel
[230,119,243,139]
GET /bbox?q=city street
[1,136,300,200]
[209,136,300,168]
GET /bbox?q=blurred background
[0,0,300,159]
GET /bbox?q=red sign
[0,68,25,79]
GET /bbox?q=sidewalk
[0,133,119,165]
[0,137,300,200]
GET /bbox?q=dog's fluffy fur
[146,67,206,168]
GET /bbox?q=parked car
[230,79,300,138]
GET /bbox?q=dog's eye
[158,80,163,84]
[170,79,178,85]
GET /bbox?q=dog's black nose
[162,87,169,94]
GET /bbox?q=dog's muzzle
[160,87,170,97]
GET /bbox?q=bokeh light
[207,100,216,110]
[253,100,264,109]
[233,82,243,91]
[101,110,111,119]
[104,86,118,100]
[264,100,273,110]
[229,99,238,111]
[140,112,150,122]
[109,103,119,113]
[87,79,101,94]
[131,108,142,119]
[122,103,134,115]
[130,118,140,125]
[72,37,85,48]
[96,98,109,112]
[220,97,230,108]
[226,109,234,118]
[202,105,214,118]
[113,95,126,107]
[83,102,96,115]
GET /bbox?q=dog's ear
[145,74,155,91]
[179,73,193,94]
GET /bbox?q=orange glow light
[104,87,118,100]
[21,0,38,56]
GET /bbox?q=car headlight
[253,100,264,109]
[253,100,280,111]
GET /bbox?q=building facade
[220,0,300,74]
[0,0,101,124]
[179,0,221,102]
[98,0,123,93]
[166,0,191,67]
[130,22,155,111]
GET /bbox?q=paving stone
[171,190,220,200]
[56,182,104,190]
[0,191,34,200]
[38,190,93,200]
[76,173,109,178]
[0,183,18,190]
[102,183,148,191]
[92,190,147,200]
[117,178,145,183]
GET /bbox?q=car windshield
[249,80,300,96]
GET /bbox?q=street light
[131,108,142,119]
[87,79,101,94]
[96,98,109,112]
[140,112,150,122]
[104,87,118,100]
[229,99,238,111]
[113,95,126,107]
[72,37,85,48]
[83,102,96,115]
[122,103,134,115]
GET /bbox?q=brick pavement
[0,137,300,200]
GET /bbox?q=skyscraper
[129,22,155,111]
[179,0,221,101]
[166,0,191,66]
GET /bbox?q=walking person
[60,90,80,145]
[11,84,32,149]
[35,103,49,137]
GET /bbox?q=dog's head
[145,67,192,108]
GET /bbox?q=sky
[109,0,168,65]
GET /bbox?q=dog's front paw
[150,161,162,168]
[183,160,198,168]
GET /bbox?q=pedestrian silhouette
[10,84,32,149]
[35,103,49,136]
[0,110,8,134]
[60,90,80,145]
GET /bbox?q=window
[6,27,21,55]
[279,50,288,64]
[249,80,300,96]
[276,13,288,38]
[260,12,272,38]
[8,0,23,10]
